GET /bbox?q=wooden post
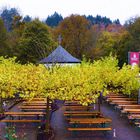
[98,93,102,112]
[138,89,140,104]
[98,97,100,112]
[0,96,3,113]
[45,97,50,133]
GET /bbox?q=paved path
[101,102,140,140]
[51,102,140,140]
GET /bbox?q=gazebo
[40,45,81,67]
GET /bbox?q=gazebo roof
[40,45,81,63]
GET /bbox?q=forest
[0,7,140,66]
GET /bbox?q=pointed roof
[40,45,81,63]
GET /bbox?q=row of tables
[0,98,51,124]
[105,93,140,127]
[63,100,112,132]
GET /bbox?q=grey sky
[0,0,140,24]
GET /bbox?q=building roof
[40,45,81,63]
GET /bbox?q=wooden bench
[8,114,44,117]
[106,95,126,98]
[0,120,42,123]
[64,113,101,117]
[19,106,47,109]
[117,104,138,109]
[65,101,79,104]
[65,105,93,107]
[123,106,140,109]
[23,101,47,104]
[128,114,140,120]
[64,111,99,114]
[122,109,140,114]
[69,118,112,124]
[65,106,93,111]
[64,104,82,106]
[134,122,140,127]
[1,112,46,120]
[68,127,112,131]
[24,98,46,101]
[3,112,46,117]
[20,108,48,112]
[0,119,43,126]
[64,111,102,118]
[22,103,47,106]
[107,98,132,102]
[110,101,137,105]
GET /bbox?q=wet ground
[0,103,38,140]
[51,101,140,140]
[1,101,140,140]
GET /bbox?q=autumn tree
[108,17,140,66]
[126,17,140,51]
[53,15,93,59]
[92,24,128,63]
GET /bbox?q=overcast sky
[0,0,140,24]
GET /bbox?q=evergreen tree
[23,15,32,23]
[113,19,120,25]
[86,15,112,26]
[45,12,63,27]
[0,8,20,31]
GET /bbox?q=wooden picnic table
[68,117,112,132]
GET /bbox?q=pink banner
[129,52,139,66]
